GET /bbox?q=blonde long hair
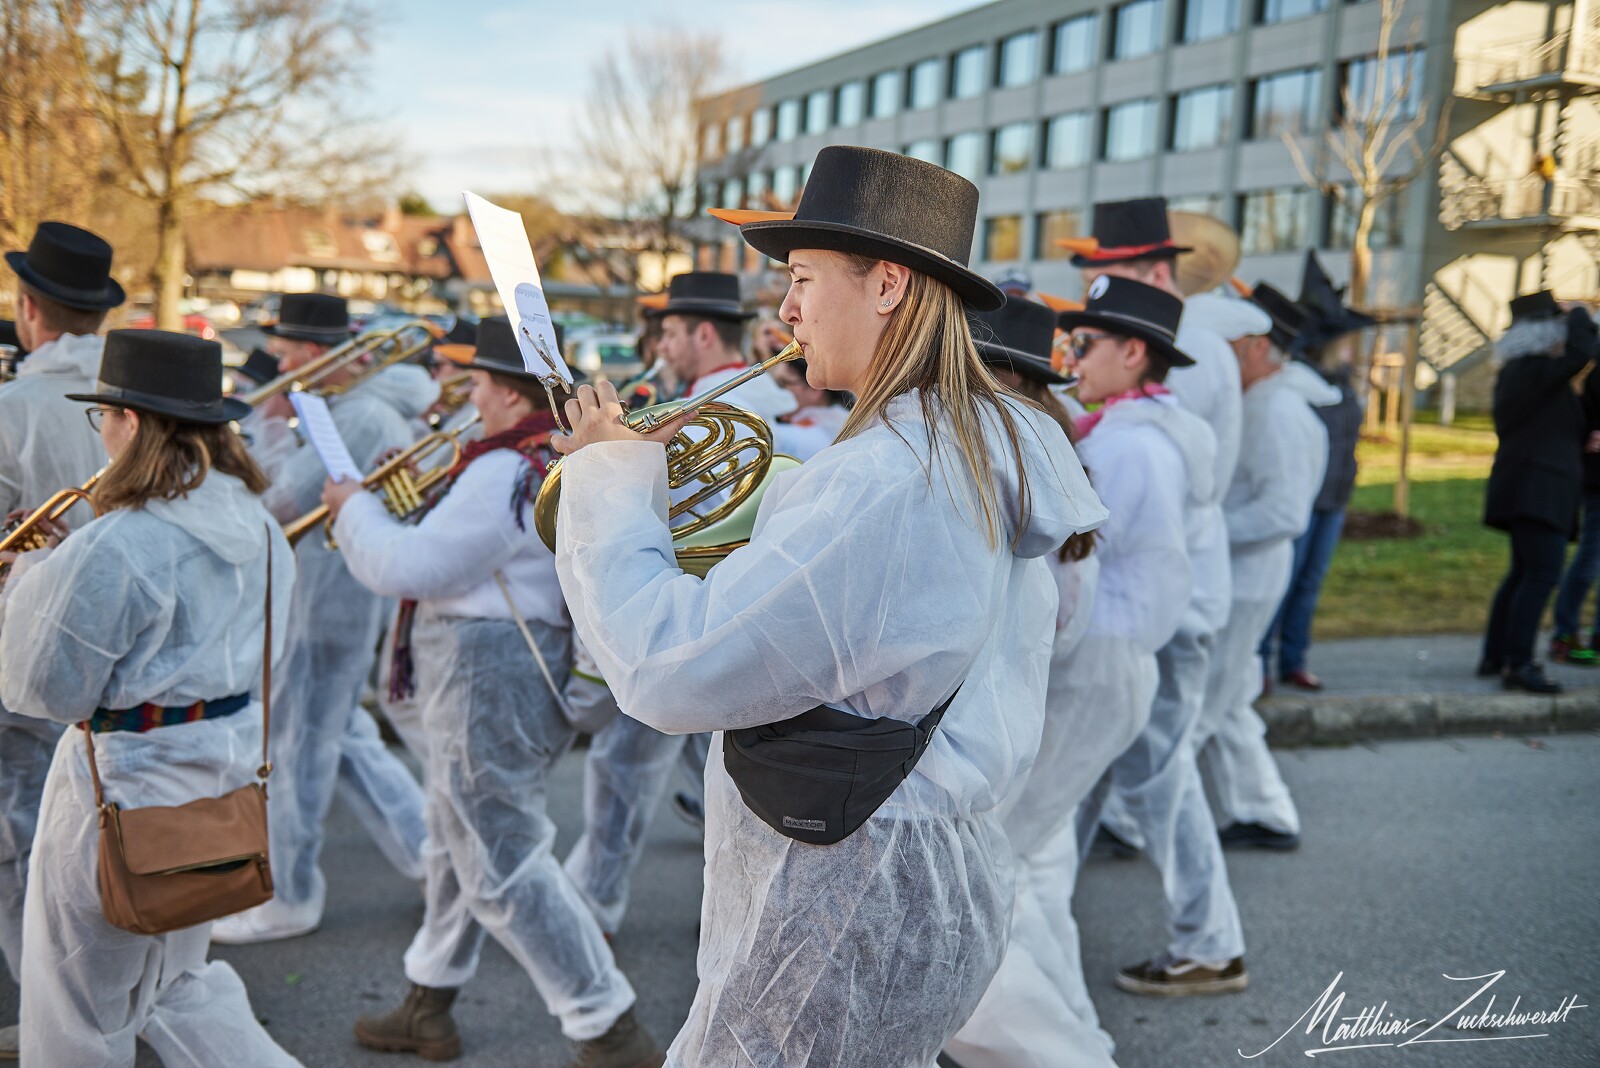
[835,255,1039,551]
[94,412,268,512]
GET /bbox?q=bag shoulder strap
[81,524,276,811]
[917,683,963,738]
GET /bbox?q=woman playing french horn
[549,146,1106,1067]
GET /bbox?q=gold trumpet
[427,370,475,428]
[284,413,482,548]
[532,340,803,576]
[241,319,442,408]
[0,467,108,574]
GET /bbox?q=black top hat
[1055,274,1194,367]
[1063,198,1192,268]
[68,329,249,424]
[228,348,281,389]
[5,221,126,311]
[1509,290,1562,323]
[709,145,1004,311]
[644,272,754,322]
[441,316,478,346]
[444,316,582,383]
[1247,283,1311,354]
[263,293,353,343]
[1297,252,1376,349]
[971,297,1069,385]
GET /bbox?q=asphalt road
[1,731,1594,1067]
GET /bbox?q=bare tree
[576,29,731,285]
[53,0,395,328]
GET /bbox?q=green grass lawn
[1315,414,1504,639]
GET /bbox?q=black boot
[354,983,461,1061]
[1504,662,1561,694]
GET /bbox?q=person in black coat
[1481,293,1600,693]
[1547,342,1600,664]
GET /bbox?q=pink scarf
[1074,383,1171,438]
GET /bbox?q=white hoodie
[0,332,108,521]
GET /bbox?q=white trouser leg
[0,706,62,981]
[335,706,426,880]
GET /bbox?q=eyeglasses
[84,406,122,431]
[1069,332,1119,361]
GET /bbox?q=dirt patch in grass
[1342,511,1428,541]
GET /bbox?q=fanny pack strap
[82,525,276,810]
[493,570,577,724]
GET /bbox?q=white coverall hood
[1098,394,1218,509]
[350,363,440,422]
[1279,361,1343,408]
[142,470,271,566]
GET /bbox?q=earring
[881,299,893,307]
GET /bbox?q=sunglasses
[1068,332,1119,361]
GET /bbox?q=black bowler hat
[1059,197,1192,268]
[643,272,754,322]
[68,329,250,424]
[229,348,281,389]
[971,297,1069,385]
[441,316,582,383]
[1509,290,1562,323]
[262,293,353,342]
[1247,283,1312,354]
[5,221,126,310]
[1055,274,1194,367]
[1297,252,1375,349]
[708,145,1004,310]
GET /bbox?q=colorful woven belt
[88,693,250,734]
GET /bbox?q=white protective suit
[564,368,798,935]
[558,389,1106,1067]
[333,443,635,1040]
[0,331,108,981]
[1196,368,1329,838]
[1075,391,1249,965]
[0,471,299,1067]
[774,403,848,461]
[215,365,438,942]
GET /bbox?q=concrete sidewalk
[1260,632,1600,744]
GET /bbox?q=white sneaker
[209,898,322,945]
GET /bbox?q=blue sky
[366,0,987,211]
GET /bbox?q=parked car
[122,310,217,340]
[569,332,642,382]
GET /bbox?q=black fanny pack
[722,687,960,846]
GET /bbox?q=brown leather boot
[565,1008,665,1068]
[353,983,462,1061]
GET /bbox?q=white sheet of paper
[289,393,363,482]
[462,191,570,386]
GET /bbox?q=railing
[1440,173,1600,227]
[1456,22,1600,91]
[1420,282,1494,372]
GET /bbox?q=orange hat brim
[1054,237,1100,256]
[1228,277,1253,297]
[435,343,476,367]
[635,293,669,311]
[707,208,797,225]
[1037,293,1085,313]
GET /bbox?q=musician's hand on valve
[551,381,695,456]
[321,476,364,521]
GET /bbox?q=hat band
[1083,240,1181,261]
[1082,308,1178,343]
[96,382,222,414]
[276,323,351,336]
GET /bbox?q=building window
[1238,187,1313,252]
[1340,49,1425,122]
[750,107,772,147]
[870,70,901,119]
[776,99,801,141]
[1179,0,1238,43]
[805,89,831,134]
[984,215,1024,261]
[701,124,720,160]
[746,170,769,207]
[1257,0,1326,24]
[945,131,986,181]
[1168,193,1231,221]
[836,81,866,126]
[1037,210,1082,259]
[1170,84,1234,151]
[721,177,744,210]
[1102,98,1160,161]
[951,45,987,99]
[725,116,745,154]
[772,165,800,204]
[998,30,1040,87]
[1051,14,1099,74]
[1111,0,1165,61]
[991,122,1035,175]
[1327,185,1407,249]
[908,58,942,109]
[904,139,941,163]
[1248,67,1322,139]
[1044,111,1093,169]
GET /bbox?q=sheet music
[462,191,571,386]
[289,393,363,482]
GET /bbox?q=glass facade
[1249,68,1322,139]
[1111,0,1165,60]
[1341,49,1426,122]
[1037,210,1082,259]
[1258,0,1326,24]
[1238,187,1313,252]
[1044,112,1093,169]
[951,45,987,99]
[1170,84,1234,151]
[772,165,800,204]
[984,215,1024,261]
[998,30,1040,87]
[836,81,866,126]
[945,131,986,181]
[1327,185,1407,248]
[991,122,1035,174]
[908,57,942,109]
[1103,98,1160,160]
[750,107,771,147]
[701,124,720,160]
[1168,193,1231,220]
[870,70,901,119]
[725,115,744,154]
[1179,0,1238,43]
[776,99,801,141]
[720,177,743,210]
[905,138,941,163]
[1051,14,1099,74]
[805,89,831,134]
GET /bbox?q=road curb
[1260,689,1600,746]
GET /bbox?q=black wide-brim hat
[1055,274,1195,367]
[262,292,354,343]
[643,272,755,322]
[1297,252,1376,347]
[5,221,126,311]
[441,316,584,384]
[971,297,1069,385]
[229,347,281,388]
[708,145,1004,311]
[1060,197,1192,269]
[68,329,250,424]
[1247,283,1312,354]
[1509,290,1562,323]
